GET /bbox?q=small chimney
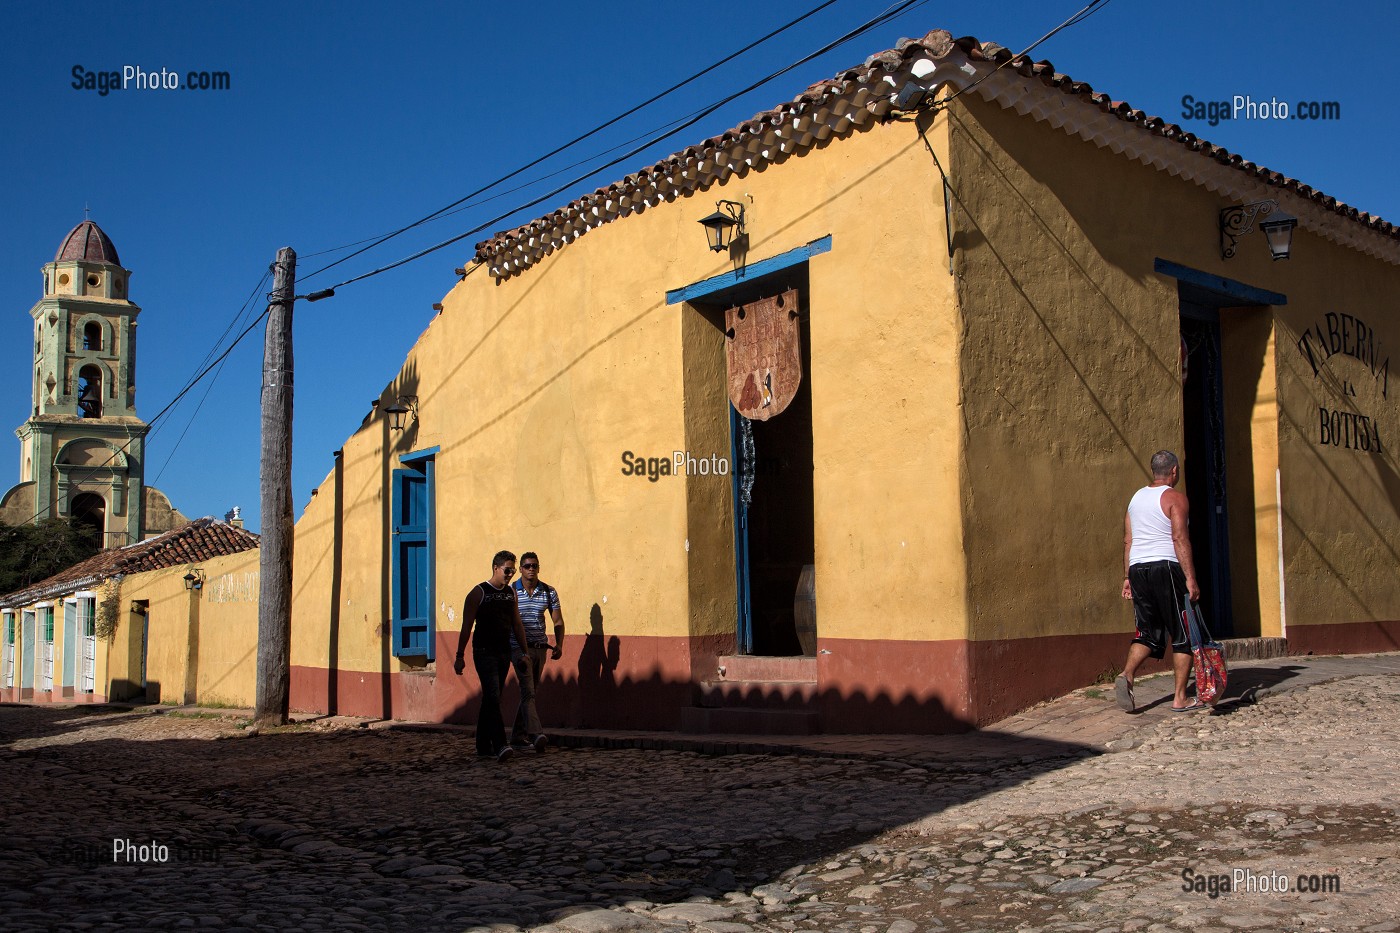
[225,506,244,529]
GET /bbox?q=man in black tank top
[453,551,531,761]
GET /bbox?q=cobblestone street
[2,661,1397,933]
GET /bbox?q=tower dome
[55,220,121,265]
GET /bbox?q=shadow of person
[576,604,619,725]
[606,635,620,676]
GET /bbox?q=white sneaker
[532,734,549,753]
[496,745,514,763]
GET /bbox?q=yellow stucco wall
[133,568,195,703]
[290,107,967,687]
[1269,241,1400,633]
[124,550,260,707]
[193,550,261,705]
[948,93,1400,643]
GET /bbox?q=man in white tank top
[1115,450,1203,713]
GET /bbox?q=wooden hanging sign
[725,288,801,421]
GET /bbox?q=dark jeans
[511,646,547,743]
[473,651,511,756]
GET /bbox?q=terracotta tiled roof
[473,29,1399,280]
[943,35,1399,235]
[0,517,258,609]
[55,219,121,265]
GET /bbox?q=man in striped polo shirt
[510,551,565,750]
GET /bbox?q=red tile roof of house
[473,29,1398,280]
[0,517,258,609]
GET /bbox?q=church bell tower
[2,219,185,546]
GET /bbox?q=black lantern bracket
[183,567,205,591]
[1220,198,1298,261]
[698,200,747,253]
[384,395,419,431]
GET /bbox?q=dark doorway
[689,263,817,658]
[71,493,107,548]
[732,304,815,656]
[1180,303,1234,636]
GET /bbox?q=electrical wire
[297,0,848,281]
[21,274,275,528]
[150,271,271,484]
[11,0,933,539]
[318,0,930,293]
[147,270,269,444]
[936,0,1118,108]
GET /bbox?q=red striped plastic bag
[1182,602,1228,706]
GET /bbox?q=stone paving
[0,654,1396,932]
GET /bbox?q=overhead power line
[937,0,1118,108]
[151,270,271,485]
[316,0,931,294]
[297,0,848,282]
[23,271,275,527]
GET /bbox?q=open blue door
[392,460,435,658]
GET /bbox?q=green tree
[0,518,102,596]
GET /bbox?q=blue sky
[1,0,1393,533]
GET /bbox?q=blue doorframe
[392,448,437,659]
[671,240,832,656]
[666,236,831,306]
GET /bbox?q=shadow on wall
[572,602,621,721]
[443,602,974,735]
[1277,399,1400,638]
[316,363,425,720]
[106,679,152,703]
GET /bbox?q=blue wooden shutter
[20,614,34,689]
[62,601,76,688]
[391,466,433,658]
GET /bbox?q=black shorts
[1128,560,1190,658]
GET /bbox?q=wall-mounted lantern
[698,200,746,253]
[1220,199,1298,261]
[183,568,205,591]
[385,395,419,431]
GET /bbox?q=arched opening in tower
[71,493,106,547]
[83,321,102,351]
[77,365,102,418]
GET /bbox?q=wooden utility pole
[256,247,296,726]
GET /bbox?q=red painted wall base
[281,621,1397,734]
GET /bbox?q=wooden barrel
[793,564,817,657]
